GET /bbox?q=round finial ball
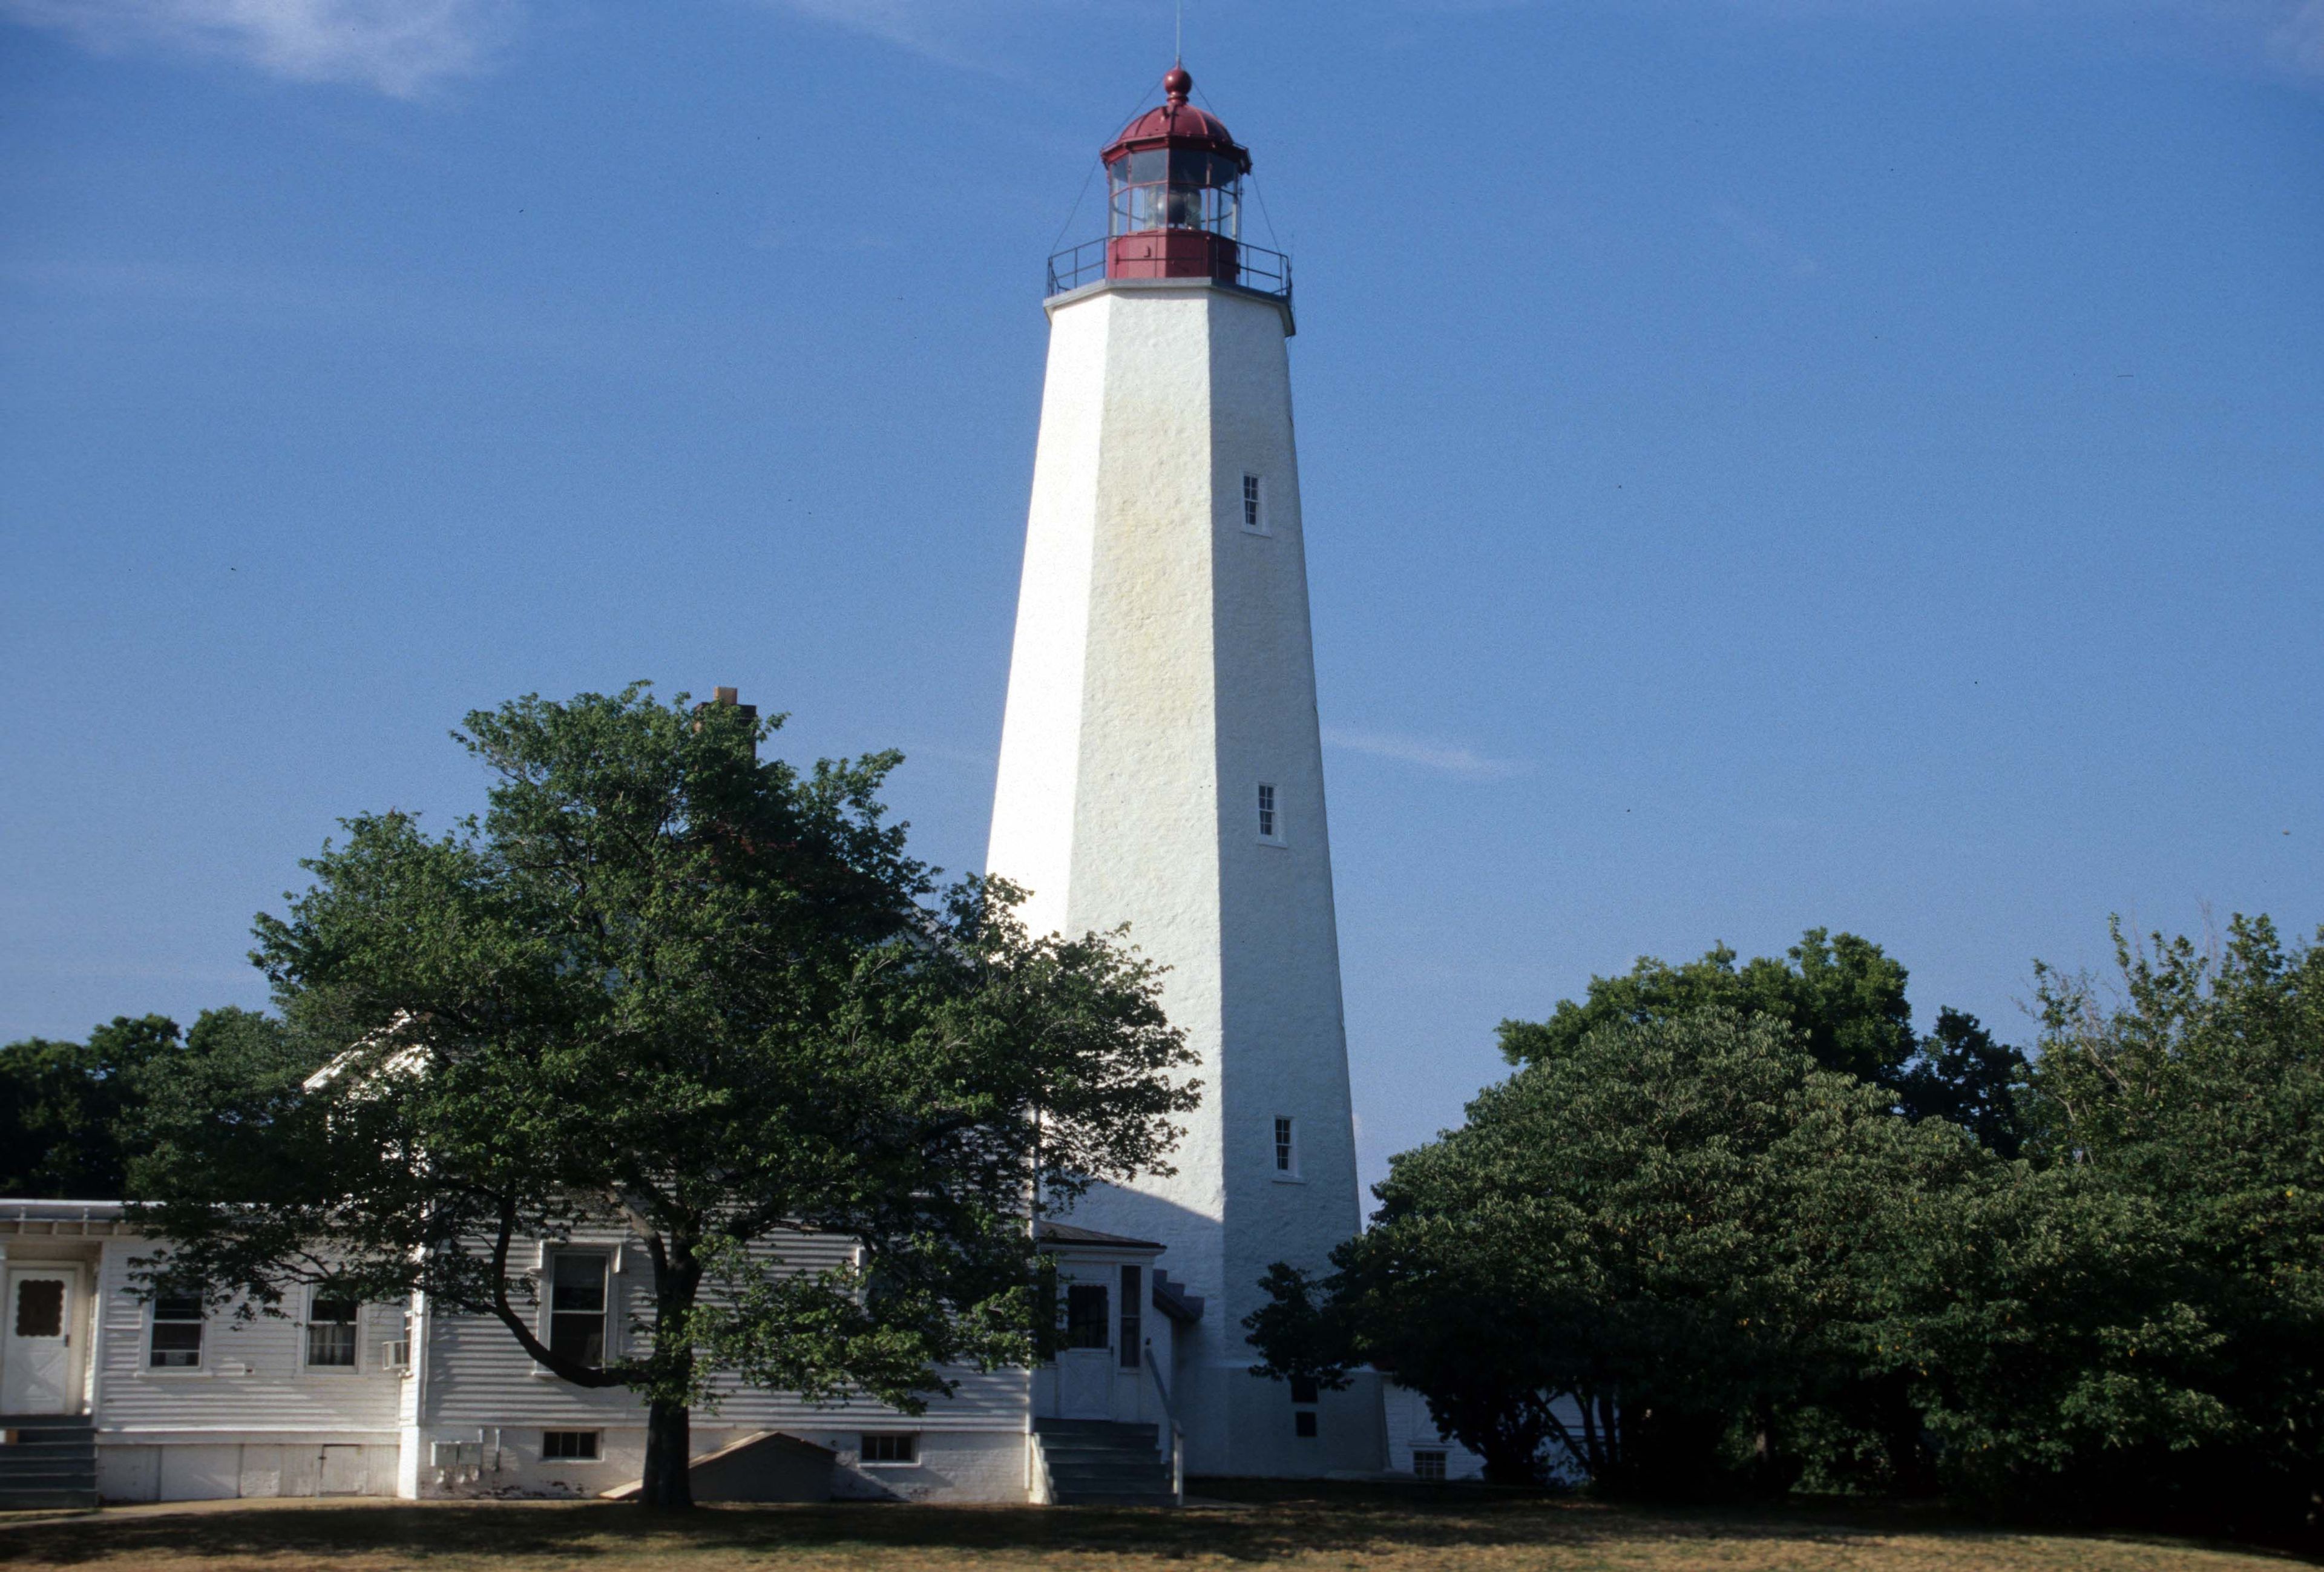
[1164,65,1192,104]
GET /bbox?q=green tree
[1914,916,2324,1537]
[1,1014,188,1198]
[130,685,1197,1508]
[1498,929,1918,1084]
[1498,929,2030,1153]
[1894,1007,2031,1160]
[1252,1008,1985,1494]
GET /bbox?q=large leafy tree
[1251,1008,1984,1493]
[1914,916,2324,1537]
[130,686,1196,1508]
[1497,929,2031,1154]
[1,1014,200,1199]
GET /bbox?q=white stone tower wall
[988,278,1376,1477]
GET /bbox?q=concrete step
[1052,1489,1178,1507]
[1033,1418,1175,1508]
[1051,1471,1172,1491]
[0,1488,102,1511]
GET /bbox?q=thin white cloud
[1,0,517,96]
[2268,0,2324,71]
[1323,726,1529,780]
[750,0,1116,75]
[1710,200,1820,278]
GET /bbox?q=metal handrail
[1141,1338,1184,1505]
[1046,237,1293,306]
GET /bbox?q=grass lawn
[0,1481,2303,1571]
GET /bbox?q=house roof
[1036,1222,1166,1252]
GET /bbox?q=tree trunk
[637,1234,704,1510]
[640,1397,694,1508]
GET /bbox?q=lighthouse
[988,67,1380,1477]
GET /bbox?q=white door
[1058,1280,1112,1419]
[1,1267,82,1415]
[318,1445,364,1496]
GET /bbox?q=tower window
[1257,783,1280,843]
[1288,1373,1319,1404]
[1242,473,1266,533]
[1274,1116,1298,1176]
[1295,1411,1319,1439]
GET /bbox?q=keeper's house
[0,1201,1219,1507]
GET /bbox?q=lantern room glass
[1108,149,1241,240]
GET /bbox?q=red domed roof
[1103,67,1250,171]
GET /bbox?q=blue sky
[4,0,2320,1195]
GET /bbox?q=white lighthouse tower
[988,67,1380,1477]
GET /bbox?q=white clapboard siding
[93,1237,403,1438]
[420,1228,1030,1435]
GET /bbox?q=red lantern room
[1048,67,1290,303]
[1105,66,1248,284]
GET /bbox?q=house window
[542,1430,600,1461]
[151,1292,204,1368]
[1275,1116,1298,1176]
[861,1433,918,1465]
[1257,783,1279,842]
[1242,473,1265,533]
[1295,1411,1319,1439]
[1413,1449,1448,1481]
[1289,1373,1319,1404]
[306,1296,358,1367]
[1119,1265,1142,1369]
[1064,1283,1109,1350]
[549,1253,608,1366]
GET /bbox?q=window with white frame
[548,1253,608,1366]
[1413,1449,1448,1481]
[1274,1116,1298,1177]
[149,1291,204,1369]
[306,1295,358,1367]
[542,1430,601,1461]
[860,1433,918,1465]
[1242,473,1266,533]
[1257,783,1281,843]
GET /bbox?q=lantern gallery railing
[1046,237,1293,304]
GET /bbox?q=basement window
[861,1433,919,1465]
[150,1292,204,1369]
[542,1430,601,1461]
